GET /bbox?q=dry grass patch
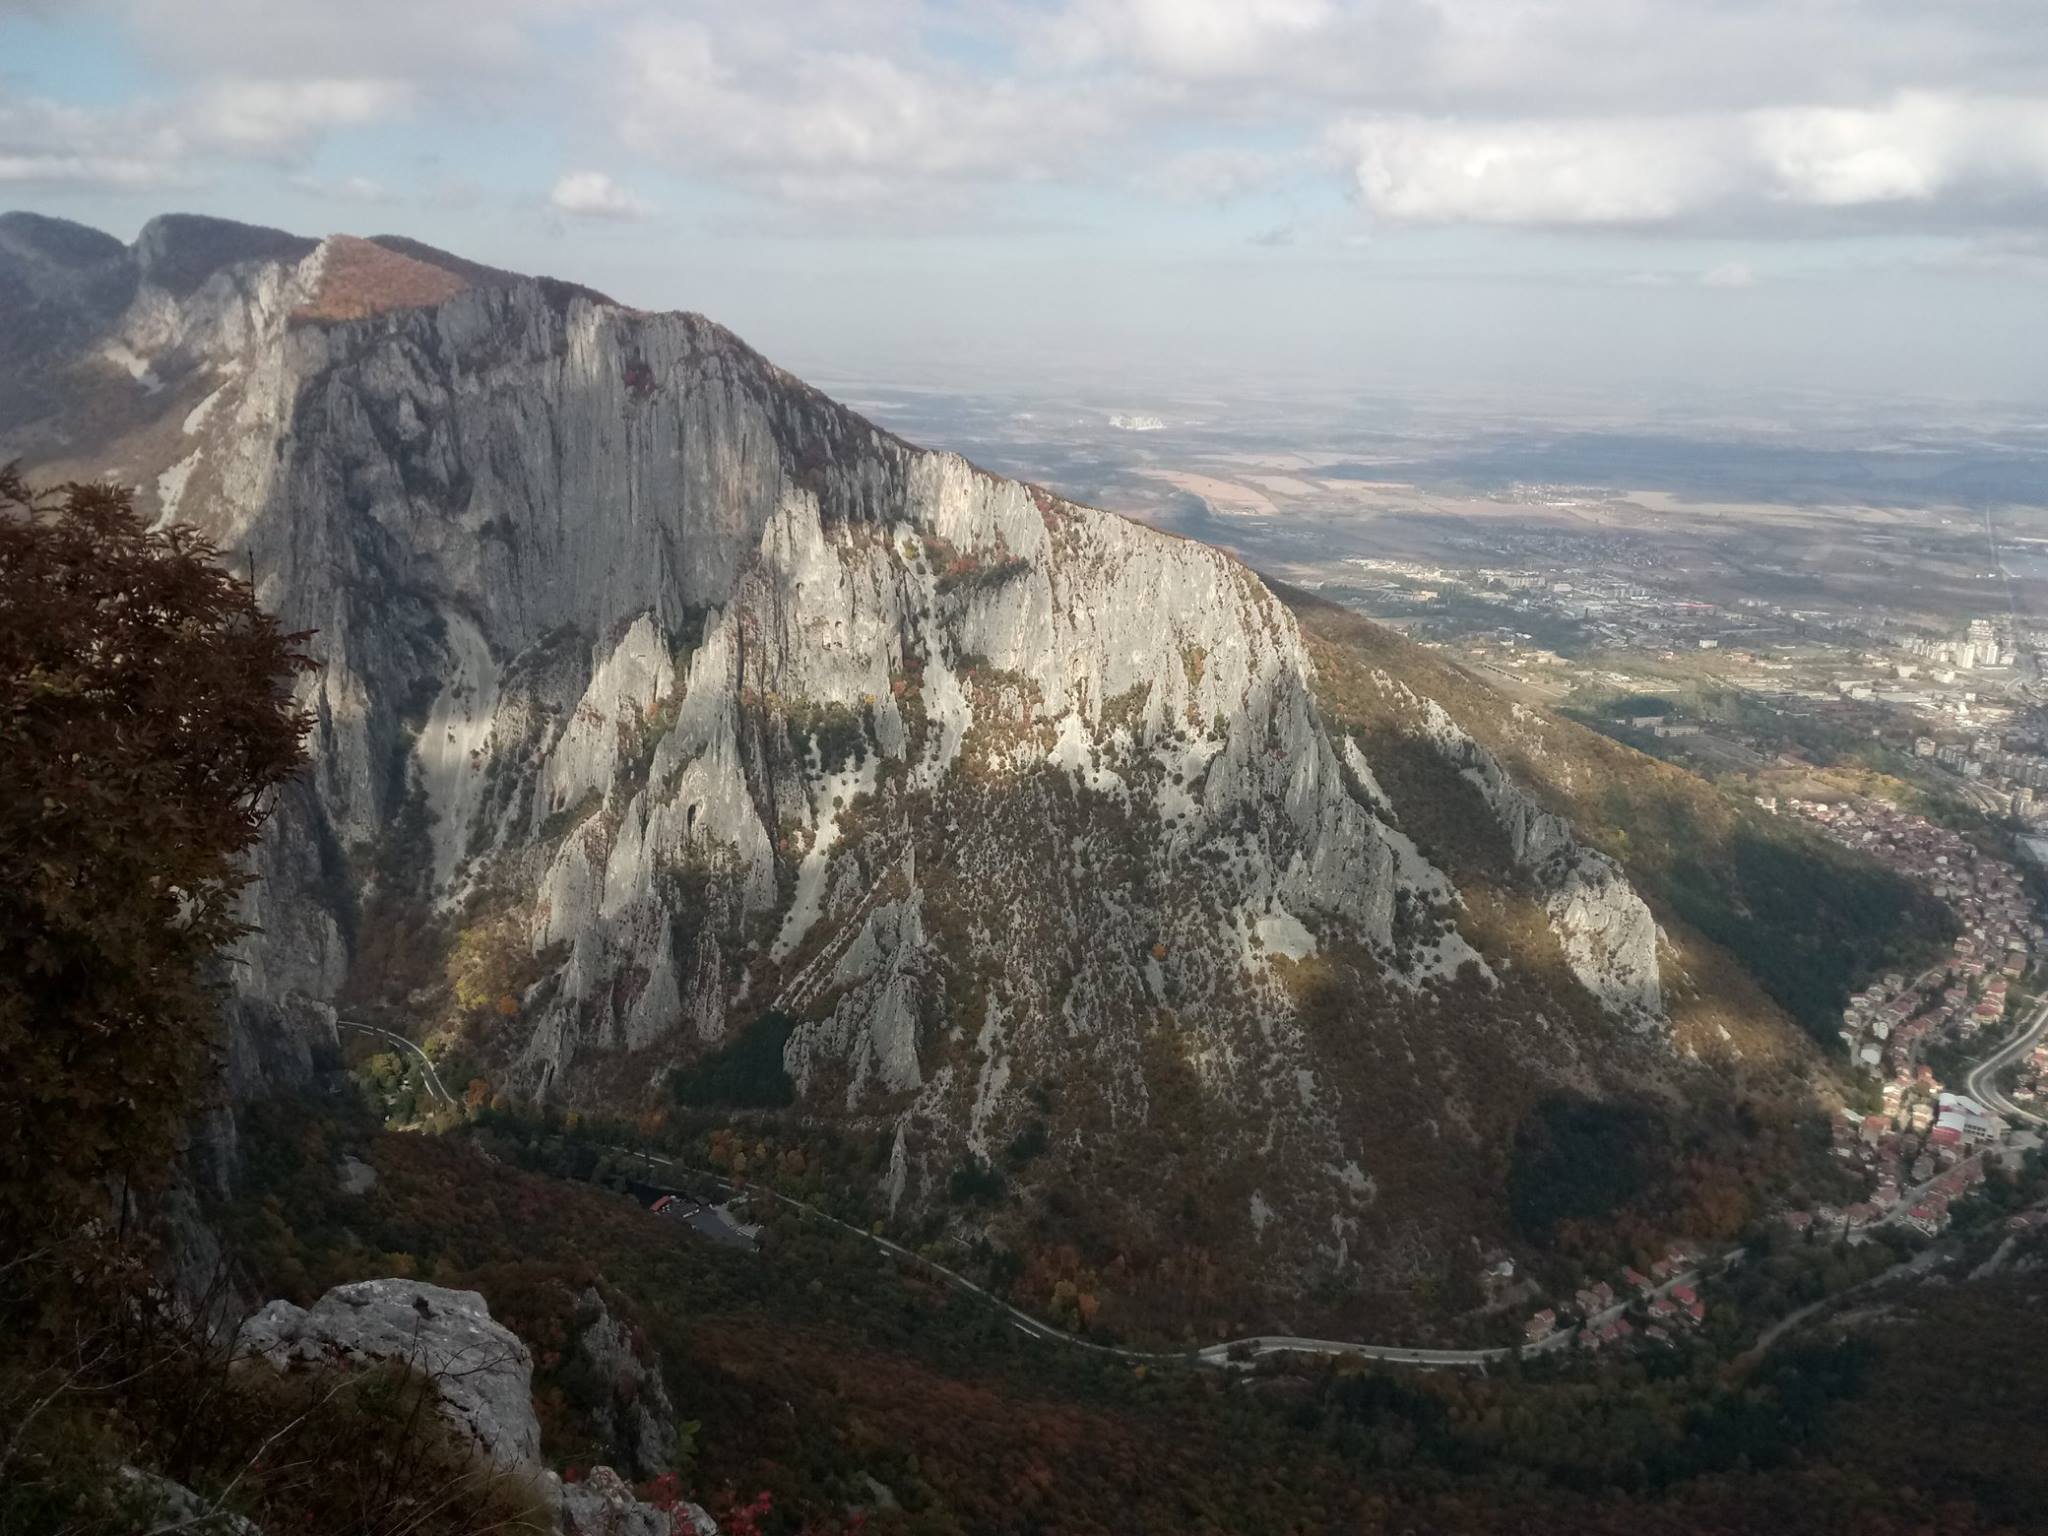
[293,236,472,325]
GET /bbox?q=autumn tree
[0,464,312,1255]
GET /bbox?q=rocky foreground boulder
[236,1278,711,1534]
[239,1279,542,1470]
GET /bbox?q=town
[1515,1242,1716,1355]
[1329,546,2048,829]
[1509,792,2047,1357]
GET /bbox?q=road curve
[352,989,2041,1375]
[1965,996,2048,1129]
[338,1018,456,1106]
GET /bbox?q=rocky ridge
[2,212,1782,1299]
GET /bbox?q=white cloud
[119,0,612,90]
[1751,93,2048,208]
[1334,115,1734,225]
[1701,262,1756,288]
[614,18,1112,209]
[1933,232,2048,277]
[11,0,2048,242]
[1152,147,1289,204]
[1334,94,2048,231]
[287,172,396,205]
[187,78,407,156]
[0,96,190,188]
[0,74,407,191]
[0,152,180,187]
[1046,0,1334,81]
[548,170,652,220]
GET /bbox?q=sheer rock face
[1404,688,1665,1022]
[4,215,1680,1286]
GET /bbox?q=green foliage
[538,786,603,842]
[946,1157,1007,1205]
[202,1091,2048,1536]
[1004,1121,1049,1168]
[671,1417,703,1483]
[1,1271,554,1536]
[345,776,445,1010]
[1659,826,1950,1044]
[671,1011,798,1108]
[0,465,311,1253]
[1507,1096,1667,1244]
[785,699,868,771]
[1601,693,1680,718]
[1286,588,1953,1044]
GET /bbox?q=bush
[0,465,311,1254]
[671,1012,798,1109]
[1005,1121,1050,1167]
[1508,1096,1667,1244]
[947,1158,1006,1205]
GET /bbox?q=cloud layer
[1333,94,2048,229]
[7,0,2048,239]
[549,170,652,220]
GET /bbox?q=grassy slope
[1282,587,1953,1062]
[1255,588,1960,1285]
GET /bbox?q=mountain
[1,212,1939,1329]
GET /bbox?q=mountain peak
[0,209,127,268]
[132,212,317,298]
[0,212,1864,1332]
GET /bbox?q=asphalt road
[615,1144,1738,1371]
[1965,995,2048,1129]
[349,983,2032,1374]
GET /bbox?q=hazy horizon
[6,0,2047,415]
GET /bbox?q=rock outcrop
[562,1467,716,1536]
[1406,688,1665,1023]
[115,1466,263,1536]
[572,1286,680,1480]
[235,1278,701,1535]
[238,1280,542,1470]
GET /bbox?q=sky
[3,0,2046,414]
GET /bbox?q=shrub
[947,1158,1006,1205]
[671,1012,798,1109]
[0,465,311,1253]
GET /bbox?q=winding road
[1965,994,2048,1129]
[352,983,2038,1374]
[337,1018,456,1106]
[614,1143,1733,1371]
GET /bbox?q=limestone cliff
[4,212,1715,1296]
